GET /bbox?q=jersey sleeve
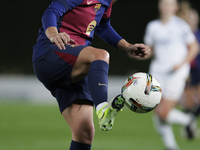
[95,18,123,48]
[181,21,196,45]
[51,0,69,10]
[144,22,154,47]
[94,1,122,48]
[42,0,83,31]
[51,0,84,10]
[102,0,112,19]
[42,1,66,31]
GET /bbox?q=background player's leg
[155,99,177,120]
[183,86,196,112]
[155,98,194,149]
[153,114,178,150]
[154,99,179,150]
[62,102,94,150]
[195,85,200,117]
[157,99,194,130]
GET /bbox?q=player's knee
[156,110,168,120]
[93,49,110,63]
[74,123,95,144]
[82,125,95,144]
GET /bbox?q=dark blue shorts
[33,40,93,113]
[190,66,200,86]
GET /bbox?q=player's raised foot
[96,94,125,131]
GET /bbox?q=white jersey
[144,16,195,76]
[144,16,196,100]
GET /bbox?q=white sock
[160,124,179,150]
[166,109,191,126]
[153,114,179,149]
[96,102,108,111]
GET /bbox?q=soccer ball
[121,72,162,113]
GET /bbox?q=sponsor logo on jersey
[86,20,97,36]
[94,4,101,13]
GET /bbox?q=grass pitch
[0,102,199,150]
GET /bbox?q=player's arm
[42,1,74,50]
[174,40,199,71]
[186,40,199,63]
[131,44,153,60]
[117,39,151,59]
[173,21,200,71]
[140,22,155,59]
[95,18,122,47]
[95,1,150,58]
[95,18,151,58]
[45,27,74,50]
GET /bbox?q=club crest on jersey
[94,4,101,13]
[86,20,97,36]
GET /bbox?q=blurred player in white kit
[177,0,200,119]
[144,0,199,149]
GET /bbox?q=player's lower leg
[88,60,125,131]
[153,114,179,150]
[194,105,200,117]
[166,109,197,139]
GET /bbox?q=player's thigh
[33,44,87,86]
[71,46,110,83]
[75,46,110,65]
[184,86,196,107]
[157,73,186,101]
[155,75,185,118]
[155,98,177,119]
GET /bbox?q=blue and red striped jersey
[37,0,121,45]
[33,0,122,61]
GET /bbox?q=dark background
[1,0,200,75]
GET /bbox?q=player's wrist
[117,39,131,52]
[45,26,59,43]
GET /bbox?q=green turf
[0,102,199,150]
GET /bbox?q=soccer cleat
[185,118,196,140]
[96,94,125,131]
[181,113,198,140]
[194,106,200,117]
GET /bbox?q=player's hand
[50,32,74,50]
[173,63,184,72]
[127,44,151,58]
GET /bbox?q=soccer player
[177,2,200,118]
[32,0,150,149]
[184,8,200,117]
[144,0,199,150]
